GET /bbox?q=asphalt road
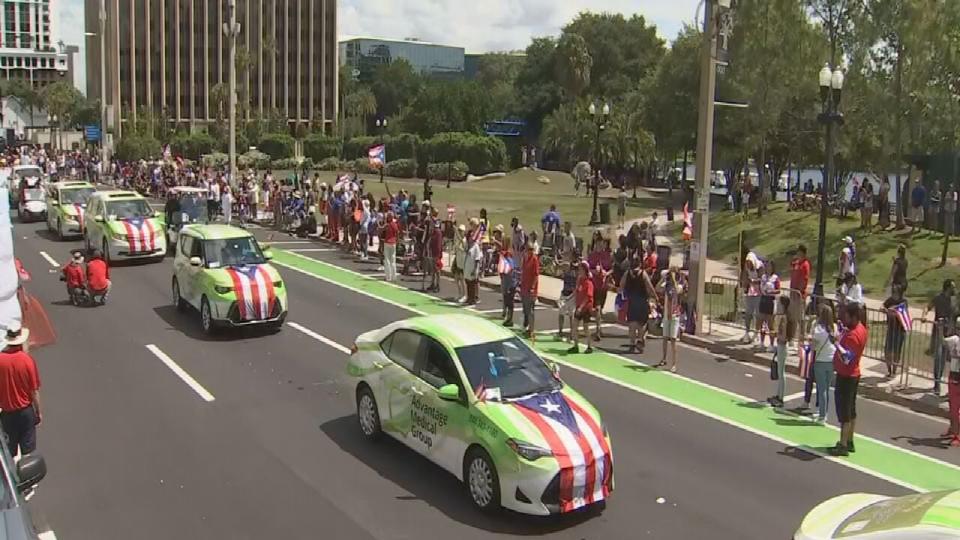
[11,219,957,539]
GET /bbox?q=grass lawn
[280,168,674,241]
[706,203,960,305]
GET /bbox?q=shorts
[834,375,860,423]
[0,406,37,456]
[576,308,593,323]
[617,205,626,216]
[744,295,760,315]
[594,290,608,310]
[662,316,681,340]
[559,294,576,316]
[910,206,924,224]
[759,295,776,315]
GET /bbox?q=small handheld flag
[894,302,913,332]
[682,202,693,241]
[368,145,386,168]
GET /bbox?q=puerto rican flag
[225,265,276,321]
[121,217,157,253]
[73,203,85,231]
[513,392,612,512]
[368,144,386,168]
[798,342,813,380]
[893,302,913,331]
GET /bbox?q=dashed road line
[38,251,59,267]
[287,321,352,354]
[145,344,215,402]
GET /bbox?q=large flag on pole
[368,145,386,168]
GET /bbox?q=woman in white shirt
[810,304,838,424]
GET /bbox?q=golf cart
[165,186,209,248]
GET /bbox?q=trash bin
[599,202,611,224]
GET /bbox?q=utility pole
[225,0,239,188]
[99,0,109,175]
[688,0,720,335]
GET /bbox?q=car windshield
[22,188,43,201]
[176,195,208,224]
[13,167,41,179]
[107,200,153,220]
[203,237,265,268]
[61,188,95,205]
[456,337,561,400]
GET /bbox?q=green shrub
[115,134,161,161]
[316,157,345,171]
[201,152,229,167]
[257,132,296,159]
[271,157,314,170]
[421,132,507,175]
[170,131,217,160]
[383,133,420,161]
[348,158,378,174]
[303,134,341,161]
[343,136,377,159]
[238,149,271,170]
[384,158,417,178]
[427,161,469,182]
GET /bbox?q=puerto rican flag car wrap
[121,217,157,253]
[225,265,276,321]
[512,391,612,512]
[72,204,85,231]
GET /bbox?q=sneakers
[828,443,849,457]
[766,396,784,408]
[567,345,579,354]
[813,416,826,425]
[584,346,593,354]
[503,321,514,328]
[848,440,856,453]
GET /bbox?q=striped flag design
[798,343,813,380]
[513,392,612,512]
[225,265,276,321]
[73,204,85,231]
[894,302,913,332]
[120,217,157,253]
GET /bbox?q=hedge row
[427,162,469,182]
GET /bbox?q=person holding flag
[883,285,911,378]
[829,303,868,456]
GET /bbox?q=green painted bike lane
[273,249,960,493]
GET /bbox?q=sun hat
[843,236,854,244]
[3,323,29,348]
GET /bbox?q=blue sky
[63,0,700,94]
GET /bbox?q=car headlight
[507,438,553,461]
[113,232,127,241]
[214,285,233,294]
[64,214,78,222]
[273,281,283,288]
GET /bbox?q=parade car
[348,314,613,516]
[795,489,960,539]
[45,181,96,239]
[171,224,287,334]
[83,191,167,264]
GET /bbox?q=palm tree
[555,33,593,99]
[342,87,377,136]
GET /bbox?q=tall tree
[554,33,593,99]
[513,37,563,140]
[369,59,421,119]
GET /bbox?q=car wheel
[102,239,112,266]
[172,278,187,312]
[200,297,215,335]
[356,385,382,440]
[465,447,500,513]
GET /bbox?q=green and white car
[348,314,614,515]
[83,190,167,264]
[45,181,96,239]
[796,490,960,539]
[172,224,287,334]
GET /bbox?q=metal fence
[704,276,942,386]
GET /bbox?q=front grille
[540,472,561,506]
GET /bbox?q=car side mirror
[94,215,104,223]
[263,250,274,261]
[189,256,202,267]
[49,200,59,206]
[16,454,46,493]
[438,384,460,402]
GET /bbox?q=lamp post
[375,117,387,183]
[589,101,610,225]
[812,64,845,300]
[223,0,241,189]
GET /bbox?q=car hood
[474,386,606,452]
[23,200,45,210]
[60,203,85,216]
[108,217,162,234]
[204,264,283,288]
[796,490,960,539]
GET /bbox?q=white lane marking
[288,248,337,253]
[784,391,808,403]
[275,252,960,482]
[144,345,216,402]
[287,322,352,354]
[264,241,313,245]
[39,251,59,267]
[38,532,57,540]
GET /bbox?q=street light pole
[688,0,722,336]
[812,65,845,300]
[225,0,239,189]
[376,118,386,183]
[589,101,610,226]
[98,0,108,176]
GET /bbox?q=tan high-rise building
[85,0,338,137]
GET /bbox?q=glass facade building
[339,37,464,79]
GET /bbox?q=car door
[184,237,206,307]
[410,337,471,473]
[45,187,57,229]
[378,329,424,446]
[174,234,194,304]
[85,198,101,243]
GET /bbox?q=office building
[0,0,71,87]
[85,0,338,137]
[339,36,464,80]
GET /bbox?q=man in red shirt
[0,323,42,457]
[425,221,443,293]
[830,303,867,456]
[86,249,111,305]
[569,262,595,354]
[519,242,540,338]
[790,244,811,296]
[381,212,400,283]
[61,250,86,299]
